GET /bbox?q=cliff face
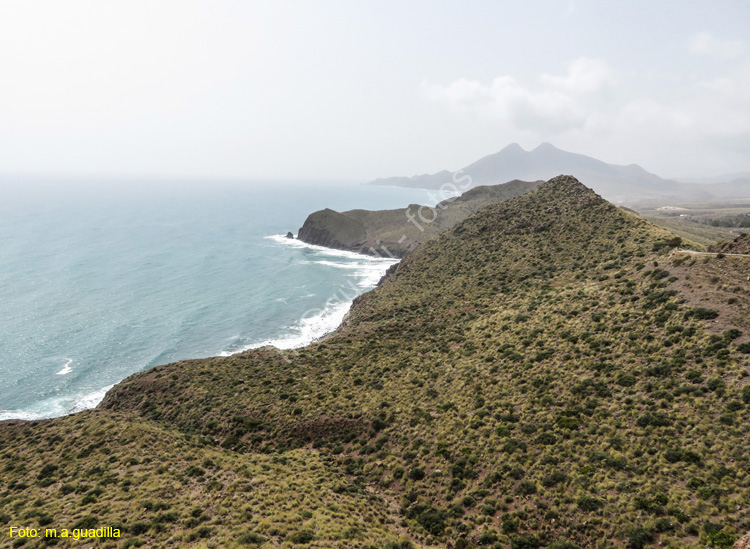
[296,178,543,257]
[296,208,368,251]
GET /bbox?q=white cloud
[422,57,750,175]
[421,58,615,134]
[689,32,745,58]
[539,58,616,94]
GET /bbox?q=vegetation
[701,213,750,229]
[2,176,749,548]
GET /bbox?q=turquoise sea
[0,179,436,420]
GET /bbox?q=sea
[0,178,439,421]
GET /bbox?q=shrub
[616,373,636,387]
[725,400,743,412]
[707,530,737,548]
[707,378,726,394]
[511,535,542,549]
[37,464,58,480]
[685,308,719,320]
[237,532,266,545]
[542,471,568,487]
[414,506,446,536]
[737,342,750,354]
[72,516,98,529]
[636,413,671,427]
[129,523,149,535]
[626,527,653,549]
[577,496,603,512]
[408,467,425,481]
[654,517,675,532]
[478,530,498,545]
[186,465,205,477]
[287,530,315,544]
[515,481,537,496]
[534,432,556,445]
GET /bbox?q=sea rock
[285,232,294,239]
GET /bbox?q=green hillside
[2,176,749,549]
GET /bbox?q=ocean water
[0,179,436,420]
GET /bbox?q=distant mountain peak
[532,142,558,152]
[367,143,736,202]
[500,142,525,153]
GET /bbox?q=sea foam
[221,235,398,353]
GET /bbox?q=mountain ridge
[370,143,749,203]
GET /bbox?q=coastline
[1,235,398,423]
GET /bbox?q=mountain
[370,143,750,203]
[709,232,750,254]
[296,179,543,257]
[706,178,750,198]
[2,176,750,548]
[679,172,750,184]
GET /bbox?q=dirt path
[674,249,750,257]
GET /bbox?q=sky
[0,0,749,182]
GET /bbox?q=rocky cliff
[296,178,543,257]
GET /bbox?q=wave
[56,357,73,375]
[221,236,400,355]
[222,299,353,355]
[0,384,114,421]
[265,234,397,262]
[267,234,397,288]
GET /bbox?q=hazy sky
[1,0,748,181]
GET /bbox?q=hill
[2,176,750,549]
[370,143,749,203]
[708,233,750,255]
[296,179,543,257]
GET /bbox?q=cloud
[539,58,615,94]
[421,57,750,174]
[689,32,745,58]
[421,58,616,134]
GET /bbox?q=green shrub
[408,467,425,481]
[414,506,446,536]
[707,530,736,548]
[37,464,58,480]
[685,308,719,320]
[511,535,542,549]
[129,523,149,535]
[72,516,98,529]
[478,530,498,545]
[287,530,315,544]
[548,542,580,549]
[577,496,603,512]
[515,481,537,496]
[626,527,653,549]
[237,532,266,544]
